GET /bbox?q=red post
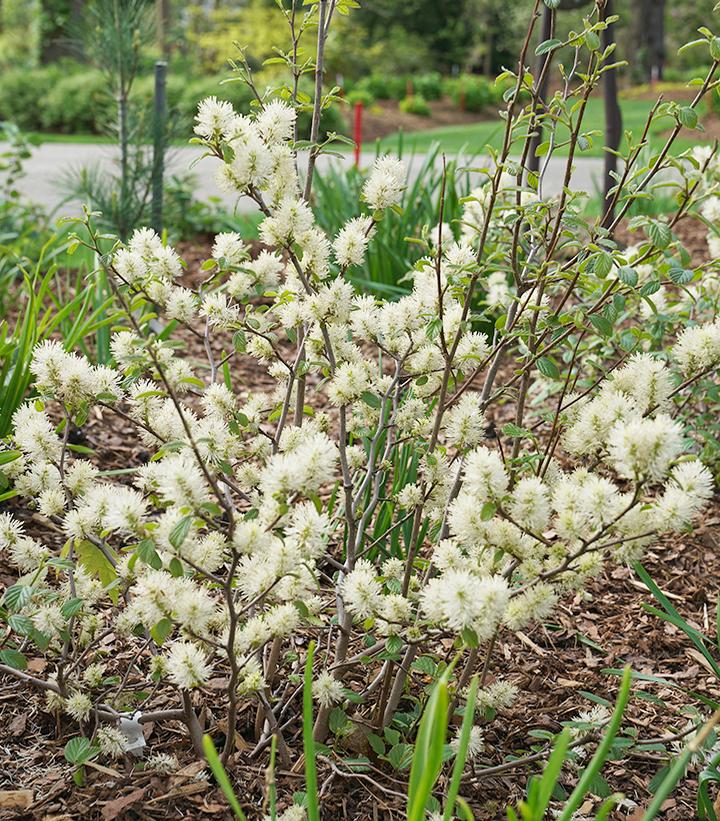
[353,102,363,168]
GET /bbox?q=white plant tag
[118,712,146,756]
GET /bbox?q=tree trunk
[39,0,84,63]
[601,0,622,229]
[156,0,170,58]
[527,4,554,175]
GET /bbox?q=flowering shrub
[1,0,719,813]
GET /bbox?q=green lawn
[30,97,710,161]
[374,97,708,157]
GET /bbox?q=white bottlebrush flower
[362,155,406,210]
[606,414,683,482]
[463,446,509,502]
[165,287,198,323]
[455,331,491,373]
[420,571,509,638]
[276,807,307,821]
[113,248,147,284]
[165,641,212,689]
[333,216,375,267]
[503,583,558,630]
[312,671,345,708]
[97,726,127,759]
[673,319,720,375]
[259,197,315,246]
[327,361,372,406]
[655,460,714,529]
[129,227,163,257]
[485,271,511,308]
[475,680,518,712]
[444,393,486,450]
[145,752,179,773]
[341,559,382,619]
[611,353,674,413]
[65,691,93,722]
[201,292,241,329]
[451,724,485,760]
[194,96,236,138]
[212,232,248,265]
[216,130,273,193]
[507,476,550,533]
[256,99,296,144]
[103,486,148,535]
[10,537,49,572]
[0,512,24,548]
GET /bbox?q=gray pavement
[6,142,607,217]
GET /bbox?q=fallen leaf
[101,788,146,821]
[8,713,27,736]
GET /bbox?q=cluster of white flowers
[0,86,715,777]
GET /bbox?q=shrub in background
[399,94,431,116]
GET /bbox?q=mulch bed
[1,220,719,820]
[347,98,490,143]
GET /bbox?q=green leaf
[303,641,320,821]
[443,676,479,820]
[535,38,563,56]
[150,617,173,646]
[0,450,22,466]
[647,221,671,249]
[589,314,613,337]
[202,735,247,820]
[135,539,162,570]
[0,648,27,670]
[64,736,97,765]
[407,671,450,821]
[61,597,84,619]
[361,391,381,409]
[367,732,386,756]
[585,30,601,52]
[556,667,632,821]
[537,357,560,378]
[3,584,32,612]
[616,266,638,287]
[8,614,33,635]
[169,515,193,550]
[668,266,694,285]
[677,106,698,129]
[480,502,496,521]
[75,541,118,604]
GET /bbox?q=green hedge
[0,61,347,139]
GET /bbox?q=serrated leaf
[677,106,698,129]
[668,266,694,285]
[616,266,638,287]
[64,736,97,765]
[61,597,84,619]
[3,584,32,612]
[0,648,27,670]
[135,539,162,570]
[480,502,496,521]
[647,221,671,249]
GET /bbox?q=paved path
[7,142,608,217]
